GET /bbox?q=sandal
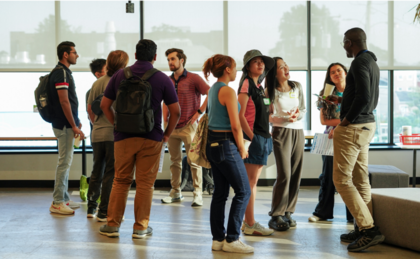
[268,216,290,231]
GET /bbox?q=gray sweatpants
[269,127,304,216]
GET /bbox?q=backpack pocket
[115,109,154,134]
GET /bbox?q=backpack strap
[51,65,67,82]
[141,68,159,81]
[123,66,133,79]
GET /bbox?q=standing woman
[266,57,306,231]
[204,55,253,254]
[309,63,353,222]
[237,50,275,236]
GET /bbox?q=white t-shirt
[271,81,306,129]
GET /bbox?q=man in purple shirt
[98,39,180,239]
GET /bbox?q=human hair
[265,57,296,104]
[317,62,348,119]
[57,41,75,60]
[165,48,187,67]
[106,50,129,77]
[89,58,106,77]
[136,39,157,61]
[344,27,367,48]
[202,54,235,81]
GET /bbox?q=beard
[170,64,181,72]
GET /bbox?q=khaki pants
[167,122,202,195]
[107,137,163,231]
[333,122,376,230]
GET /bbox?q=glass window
[60,1,140,70]
[394,71,420,143]
[0,1,56,69]
[311,1,389,69]
[311,70,389,143]
[228,1,307,69]
[144,1,223,71]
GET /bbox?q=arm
[342,61,371,124]
[320,108,341,127]
[238,93,254,140]
[162,102,169,129]
[219,87,247,159]
[100,96,114,125]
[87,104,95,124]
[295,82,307,121]
[57,90,84,139]
[188,86,210,125]
[164,102,181,142]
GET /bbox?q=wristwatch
[197,109,203,114]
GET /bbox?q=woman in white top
[265,57,306,231]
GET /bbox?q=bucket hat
[239,49,275,89]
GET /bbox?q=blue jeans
[206,131,251,242]
[52,126,75,204]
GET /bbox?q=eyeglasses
[69,51,78,55]
[340,40,350,47]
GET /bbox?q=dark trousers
[206,131,251,242]
[87,141,115,213]
[313,155,353,221]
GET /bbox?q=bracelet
[197,109,203,115]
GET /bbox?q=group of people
[46,26,384,254]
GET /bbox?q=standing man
[161,48,210,207]
[49,41,85,215]
[332,27,384,252]
[80,58,107,202]
[99,39,180,239]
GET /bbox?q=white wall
[0,150,418,181]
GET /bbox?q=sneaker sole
[268,221,289,231]
[96,217,107,222]
[132,232,152,239]
[191,202,203,207]
[222,248,254,254]
[347,235,385,252]
[341,238,356,243]
[49,208,74,215]
[87,214,95,218]
[99,231,119,238]
[161,196,184,204]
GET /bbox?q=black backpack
[34,66,66,123]
[114,67,158,134]
[91,93,104,116]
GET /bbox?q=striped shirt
[170,69,210,129]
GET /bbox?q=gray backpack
[114,67,158,134]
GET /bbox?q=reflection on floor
[0,186,418,259]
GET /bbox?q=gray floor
[0,186,419,259]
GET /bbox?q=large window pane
[394,2,420,68]
[144,1,223,70]
[394,71,420,143]
[311,1,389,69]
[60,1,140,69]
[0,1,56,69]
[229,1,307,69]
[311,70,389,143]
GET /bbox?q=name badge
[263,98,271,105]
[289,92,297,98]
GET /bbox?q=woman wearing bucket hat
[265,57,306,231]
[237,50,275,236]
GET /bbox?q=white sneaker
[191,194,203,207]
[49,202,74,215]
[211,240,224,251]
[66,200,80,209]
[308,215,324,222]
[161,190,184,204]
[222,239,254,253]
[243,221,274,236]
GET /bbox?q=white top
[271,81,306,129]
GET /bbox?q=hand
[72,126,85,140]
[187,112,200,125]
[338,117,350,127]
[78,122,82,129]
[326,95,342,104]
[287,107,299,123]
[328,129,334,139]
[239,147,249,159]
[162,134,170,143]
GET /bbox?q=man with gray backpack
[98,39,180,239]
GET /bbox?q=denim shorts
[244,133,273,165]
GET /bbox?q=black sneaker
[96,211,107,222]
[347,226,385,252]
[268,216,290,231]
[87,207,97,218]
[284,212,297,227]
[341,224,360,243]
